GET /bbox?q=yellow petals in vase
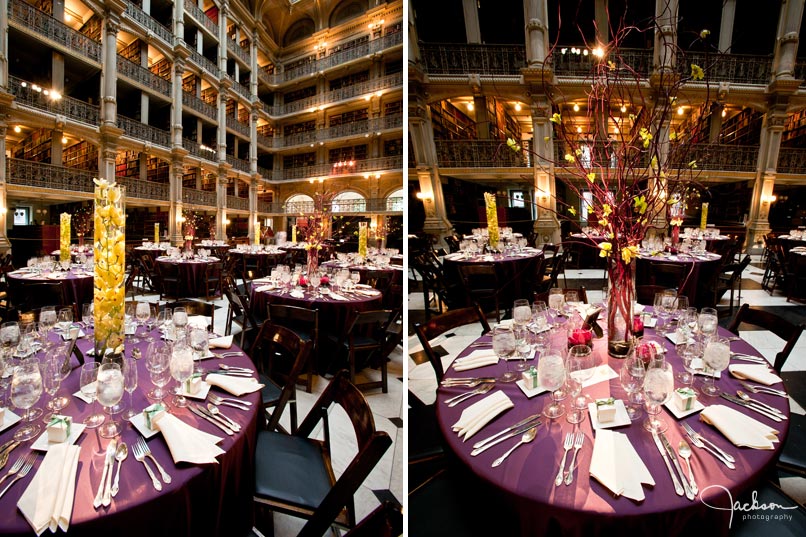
[59,213,71,263]
[484,192,499,250]
[93,179,125,363]
[358,222,368,258]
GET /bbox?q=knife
[735,392,786,416]
[471,420,542,456]
[188,405,234,435]
[441,377,496,385]
[720,393,784,422]
[652,431,684,496]
[660,432,695,500]
[208,370,253,377]
[102,439,117,507]
[472,414,543,449]
[93,440,115,509]
[196,404,241,432]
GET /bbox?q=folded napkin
[582,364,619,388]
[290,290,305,299]
[700,404,780,449]
[73,382,96,404]
[187,315,211,329]
[46,273,64,280]
[255,285,274,293]
[18,444,80,536]
[208,335,233,349]
[452,350,499,372]
[590,429,654,501]
[355,289,381,297]
[729,364,782,386]
[206,373,264,396]
[328,292,349,301]
[451,390,513,441]
[153,412,225,464]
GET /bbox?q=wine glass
[41,356,64,423]
[701,336,730,397]
[513,326,532,372]
[123,356,138,419]
[642,358,674,433]
[309,272,321,298]
[57,308,73,332]
[11,358,43,441]
[678,340,703,392]
[566,345,594,423]
[80,362,105,428]
[0,322,20,360]
[136,301,151,341]
[491,325,517,383]
[548,288,565,325]
[698,307,719,344]
[620,354,646,420]
[96,362,124,438]
[563,290,580,317]
[39,307,57,337]
[82,303,93,338]
[172,307,189,339]
[170,344,194,408]
[145,304,158,342]
[146,345,171,404]
[350,271,361,289]
[512,299,531,328]
[537,351,566,419]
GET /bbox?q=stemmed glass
[701,336,730,397]
[566,345,594,424]
[537,350,566,419]
[136,301,151,341]
[548,288,565,327]
[146,345,172,404]
[309,272,321,298]
[170,344,194,408]
[11,358,43,441]
[642,357,674,433]
[157,308,172,339]
[678,340,703,393]
[96,362,124,438]
[82,303,93,339]
[39,307,57,338]
[41,356,64,423]
[172,307,189,340]
[80,362,105,428]
[1,322,20,360]
[620,354,646,421]
[350,271,361,289]
[513,327,532,373]
[123,356,138,419]
[698,307,719,344]
[491,325,517,383]
[57,308,73,332]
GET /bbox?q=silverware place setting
[563,432,585,486]
[444,384,494,407]
[681,422,735,469]
[208,393,251,410]
[720,393,785,422]
[471,414,542,456]
[739,381,787,398]
[0,452,36,500]
[555,433,575,486]
[492,427,537,468]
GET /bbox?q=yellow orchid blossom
[639,127,653,148]
[670,218,684,227]
[550,113,562,124]
[575,148,583,156]
[607,60,616,70]
[602,204,612,217]
[506,138,521,152]
[598,218,609,227]
[691,64,704,80]
[700,29,711,39]
[622,245,640,264]
[586,172,596,182]
[568,206,577,216]
[565,153,575,163]
[543,136,550,142]
[599,242,612,257]
[633,195,648,215]
[669,131,677,141]
[688,160,698,168]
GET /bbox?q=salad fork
[0,452,30,488]
[0,452,35,499]
[445,384,493,407]
[739,381,787,397]
[135,437,171,484]
[209,393,251,410]
[555,433,574,486]
[131,441,161,491]
[564,432,585,485]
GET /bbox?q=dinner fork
[135,437,171,484]
[208,393,251,410]
[555,433,574,486]
[564,432,585,485]
[445,384,494,407]
[739,381,787,397]
[0,452,31,489]
[682,422,735,465]
[131,441,161,491]
[0,452,36,499]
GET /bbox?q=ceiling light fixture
[573,104,580,112]
[467,102,474,111]
[677,106,684,115]
[620,105,627,113]
[514,103,522,112]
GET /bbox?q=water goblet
[566,345,594,423]
[548,288,565,324]
[1,322,21,359]
[170,344,195,408]
[146,345,171,404]
[82,303,94,338]
[698,307,719,343]
[620,354,646,420]
[513,326,531,373]
[309,272,321,298]
[96,362,124,438]
[11,358,43,441]
[512,299,531,328]
[678,340,703,392]
[56,308,73,333]
[537,351,566,419]
[642,358,674,433]
[701,336,730,397]
[80,362,105,428]
[123,356,138,419]
[39,307,57,338]
[350,271,361,289]
[491,325,517,383]
[172,307,189,340]
[189,326,209,361]
[136,301,151,340]
[41,356,65,422]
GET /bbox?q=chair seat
[259,374,282,405]
[255,430,332,509]
[777,412,806,474]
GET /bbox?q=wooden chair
[342,501,403,537]
[636,285,667,306]
[249,322,312,433]
[163,299,215,330]
[267,304,318,393]
[535,250,566,294]
[156,262,180,300]
[457,263,501,322]
[336,309,396,393]
[8,280,72,319]
[443,235,460,253]
[224,287,259,348]
[714,254,752,311]
[204,261,224,301]
[253,371,392,537]
[646,262,688,291]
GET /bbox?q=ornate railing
[9,0,101,63]
[230,79,252,101]
[386,196,403,212]
[419,43,526,76]
[118,116,171,148]
[377,113,403,131]
[227,195,249,211]
[552,47,652,77]
[684,52,772,85]
[257,200,274,213]
[332,199,367,213]
[226,154,250,172]
[183,187,216,207]
[257,165,273,179]
[285,201,316,213]
[256,133,274,148]
[182,91,217,120]
[281,130,317,148]
[776,147,806,174]
[668,143,759,172]
[279,114,402,148]
[182,138,217,161]
[188,48,220,79]
[435,140,527,167]
[118,176,169,201]
[183,0,218,35]
[123,1,173,48]
[226,116,250,137]
[227,40,250,65]
[7,159,95,193]
[9,76,100,126]
[117,56,171,96]
[265,73,402,116]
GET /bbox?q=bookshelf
[147,158,169,183]
[261,63,275,75]
[783,110,806,148]
[226,98,237,118]
[63,141,98,171]
[430,101,476,140]
[284,56,316,73]
[384,138,402,156]
[384,101,403,116]
[13,128,52,163]
[115,150,140,178]
[283,85,316,104]
[201,174,216,191]
[330,36,369,54]
[328,144,368,163]
[201,87,217,105]
[720,108,762,146]
[79,15,102,41]
[284,120,316,136]
[257,124,274,137]
[329,109,368,127]
[150,59,171,81]
[485,97,521,142]
[283,152,316,169]
[385,59,403,75]
[33,0,52,15]
[182,171,198,189]
[329,71,369,90]
[119,40,141,63]
[237,106,249,124]
[183,74,198,95]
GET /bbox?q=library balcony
[419,43,527,76]
[9,76,100,127]
[182,0,219,37]
[117,56,171,98]
[118,116,171,149]
[9,0,102,64]
[122,1,173,50]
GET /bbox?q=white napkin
[206,373,264,396]
[153,412,225,464]
[328,292,349,301]
[451,390,513,441]
[589,429,654,501]
[46,273,64,280]
[187,316,211,329]
[255,285,274,293]
[700,404,779,449]
[208,335,233,349]
[18,444,80,536]
[290,290,305,299]
[72,383,95,404]
[729,364,782,386]
[452,350,499,371]
[582,364,619,388]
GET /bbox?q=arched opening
[283,18,315,46]
[285,194,315,214]
[332,191,366,213]
[329,0,367,27]
[386,188,403,211]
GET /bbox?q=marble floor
[407,255,806,503]
[126,288,403,535]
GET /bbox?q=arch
[332,190,366,212]
[386,188,403,211]
[285,193,315,214]
[283,17,315,46]
[329,0,368,28]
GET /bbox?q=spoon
[445,384,494,407]
[110,442,128,497]
[218,364,253,373]
[736,390,785,416]
[207,403,241,431]
[492,427,537,467]
[678,440,698,495]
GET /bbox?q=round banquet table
[636,251,723,308]
[6,268,94,310]
[0,329,260,537]
[442,249,543,308]
[436,325,790,537]
[155,257,220,298]
[227,249,287,278]
[320,260,404,286]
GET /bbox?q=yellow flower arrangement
[59,213,71,262]
[483,192,499,250]
[358,222,368,258]
[93,178,125,360]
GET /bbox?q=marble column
[524,0,549,66]
[101,14,121,127]
[248,178,258,243]
[772,0,804,79]
[461,0,481,43]
[0,0,8,88]
[172,60,185,148]
[718,0,736,52]
[530,99,560,244]
[653,0,678,74]
[217,173,228,240]
[170,159,184,246]
[0,124,10,252]
[747,107,787,249]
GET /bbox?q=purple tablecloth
[436,326,789,536]
[636,252,723,308]
[156,258,219,298]
[320,261,404,286]
[7,270,94,310]
[0,331,260,536]
[442,250,543,306]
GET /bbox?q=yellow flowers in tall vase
[484,192,499,251]
[358,222,368,259]
[93,179,126,364]
[59,213,71,263]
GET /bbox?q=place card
[587,400,630,429]
[31,423,85,452]
[664,398,706,419]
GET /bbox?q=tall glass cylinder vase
[59,213,71,263]
[607,254,636,358]
[358,222,368,259]
[307,245,319,275]
[93,180,126,366]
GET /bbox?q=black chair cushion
[408,403,444,462]
[778,412,806,473]
[259,374,282,405]
[254,431,332,509]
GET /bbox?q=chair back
[9,280,70,317]
[205,261,224,300]
[727,303,805,372]
[343,501,403,537]
[268,304,318,344]
[646,262,688,291]
[164,299,215,328]
[414,304,490,382]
